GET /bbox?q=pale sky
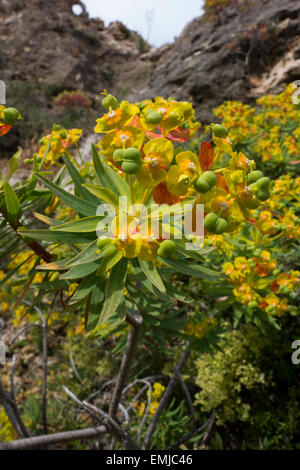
[81,0,204,47]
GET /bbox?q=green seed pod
[113,149,124,165]
[144,109,162,125]
[101,94,119,110]
[121,161,141,174]
[194,171,217,193]
[157,239,177,258]
[246,170,264,185]
[214,217,228,234]
[204,213,219,232]
[194,177,210,193]
[123,147,142,163]
[256,177,270,191]
[212,124,228,138]
[23,158,32,165]
[97,237,112,250]
[52,124,61,131]
[3,107,20,125]
[202,171,217,187]
[257,189,270,201]
[101,243,118,260]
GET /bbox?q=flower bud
[194,171,217,193]
[157,240,177,258]
[144,109,162,125]
[212,124,228,138]
[3,107,20,125]
[121,161,141,174]
[97,237,112,250]
[123,148,142,163]
[113,149,124,165]
[256,177,270,191]
[102,94,119,110]
[257,189,270,201]
[246,170,264,185]
[101,243,118,260]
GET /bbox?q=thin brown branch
[175,370,197,423]
[0,426,107,450]
[109,313,143,421]
[0,206,52,263]
[144,342,190,450]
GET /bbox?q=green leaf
[4,182,21,224]
[86,276,106,332]
[51,216,103,233]
[101,258,128,324]
[70,272,98,305]
[105,165,130,199]
[139,259,166,294]
[160,256,222,280]
[36,173,98,216]
[83,184,120,209]
[36,259,71,271]
[38,135,53,170]
[33,212,64,226]
[92,144,119,194]
[6,150,22,182]
[60,261,100,280]
[66,241,101,267]
[18,227,95,244]
[62,153,99,205]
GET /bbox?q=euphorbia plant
[0,93,272,440]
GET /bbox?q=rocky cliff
[0,0,299,129]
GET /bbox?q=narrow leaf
[18,227,95,244]
[36,173,98,216]
[62,153,99,204]
[139,259,166,294]
[160,256,222,280]
[83,184,120,209]
[51,216,103,233]
[60,261,100,280]
[101,258,128,324]
[4,182,21,224]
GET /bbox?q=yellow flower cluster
[135,382,165,417]
[185,316,217,338]
[0,408,17,442]
[34,126,82,166]
[215,84,300,164]
[222,253,300,316]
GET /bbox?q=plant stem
[109,313,143,420]
[129,175,135,205]
[144,342,190,449]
